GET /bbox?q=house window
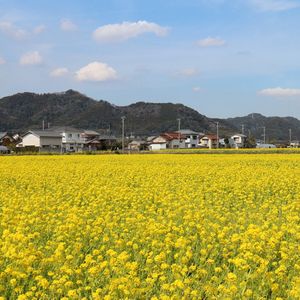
[68,133,72,138]
[193,135,197,139]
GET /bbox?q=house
[149,132,186,151]
[85,135,117,151]
[19,130,62,151]
[290,140,300,148]
[148,136,168,151]
[176,129,203,148]
[0,132,15,146]
[199,135,219,149]
[50,127,85,152]
[81,130,100,142]
[128,140,147,151]
[231,134,247,148]
[219,138,235,148]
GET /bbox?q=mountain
[0,90,229,135]
[0,90,299,141]
[226,113,300,142]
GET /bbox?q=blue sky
[1,0,300,118]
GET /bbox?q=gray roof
[0,132,8,139]
[25,130,62,138]
[176,129,200,135]
[83,130,100,135]
[47,126,83,133]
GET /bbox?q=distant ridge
[0,90,299,141]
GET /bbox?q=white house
[176,129,203,148]
[231,134,247,148]
[199,135,219,149]
[149,132,186,151]
[19,130,62,151]
[128,140,147,151]
[290,141,300,148]
[148,136,168,151]
[51,127,85,152]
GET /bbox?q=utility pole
[177,118,181,142]
[177,118,181,132]
[216,121,219,149]
[42,120,45,131]
[241,124,245,135]
[262,126,266,144]
[121,116,125,153]
[289,128,292,145]
[48,122,50,129]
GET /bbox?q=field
[0,154,300,299]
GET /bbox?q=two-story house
[176,129,203,148]
[231,134,247,148]
[199,135,219,149]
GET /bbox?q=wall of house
[185,135,199,148]
[169,139,186,149]
[199,138,209,147]
[22,134,40,147]
[150,143,167,150]
[62,132,85,144]
[40,137,62,148]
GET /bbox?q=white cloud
[50,67,69,77]
[177,68,199,77]
[193,87,202,92]
[33,25,46,34]
[197,37,226,47]
[93,21,169,42]
[249,0,300,11]
[258,87,300,97]
[0,21,27,40]
[75,62,117,82]
[60,19,77,31]
[0,57,5,65]
[20,51,42,65]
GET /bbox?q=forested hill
[0,90,231,135]
[0,90,299,141]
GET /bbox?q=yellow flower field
[0,154,300,299]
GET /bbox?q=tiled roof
[25,130,62,138]
[161,132,184,141]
